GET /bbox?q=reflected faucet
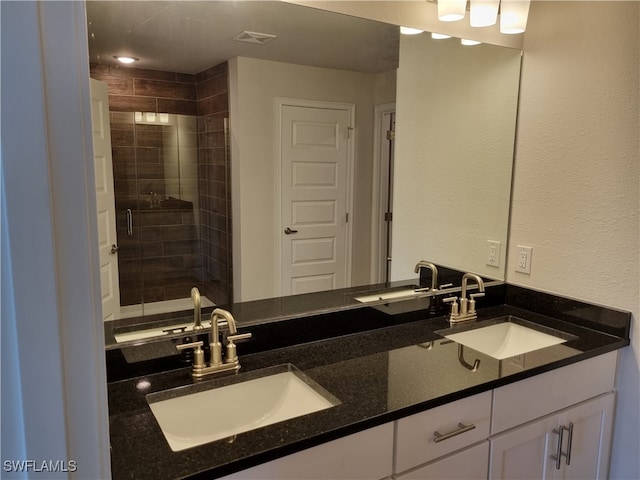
[191,287,205,331]
[414,261,439,291]
[444,273,486,324]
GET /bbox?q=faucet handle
[438,283,454,290]
[176,341,205,369]
[443,296,459,316]
[227,333,252,342]
[225,333,252,363]
[468,292,485,314]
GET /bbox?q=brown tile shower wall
[196,62,232,305]
[90,63,232,307]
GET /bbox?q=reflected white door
[279,102,353,296]
[90,79,120,320]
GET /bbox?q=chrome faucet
[191,287,205,331]
[444,273,485,324]
[177,308,251,378]
[414,261,439,291]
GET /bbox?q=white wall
[230,57,395,301]
[507,2,639,478]
[391,34,521,281]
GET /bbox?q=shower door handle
[126,208,133,236]
[284,227,298,235]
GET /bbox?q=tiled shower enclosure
[90,62,232,314]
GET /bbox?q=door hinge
[346,212,349,223]
[385,212,393,222]
[386,130,395,141]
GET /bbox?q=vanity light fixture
[134,111,170,124]
[431,32,452,39]
[438,0,468,21]
[470,0,500,27]
[114,55,138,64]
[461,38,482,45]
[400,26,424,35]
[434,0,530,33]
[500,0,531,34]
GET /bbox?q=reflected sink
[147,364,340,452]
[439,317,571,360]
[113,320,213,343]
[355,287,421,303]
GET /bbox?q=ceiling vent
[232,31,277,45]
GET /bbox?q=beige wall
[316,1,639,476]
[391,34,521,281]
[507,3,639,477]
[230,57,396,301]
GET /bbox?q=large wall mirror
[87,1,521,324]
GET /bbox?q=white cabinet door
[555,393,615,480]
[489,414,557,480]
[398,441,489,480]
[221,422,393,480]
[490,393,615,480]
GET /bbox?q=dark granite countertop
[107,289,630,480]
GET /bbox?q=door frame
[274,97,355,296]
[370,103,396,284]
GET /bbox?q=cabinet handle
[551,425,571,469]
[433,422,476,443]
[565,422,574,466]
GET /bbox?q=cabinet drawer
[220,422,393,480]
[492,351,617,434]
[397,441,489,480]
[395,390,492,473]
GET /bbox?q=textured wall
[507,3,639,477]
[391,35,521,281]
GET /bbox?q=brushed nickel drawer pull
[551,425,572,469]
[565,422,574,466]
[433,422,476,443]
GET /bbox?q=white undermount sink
[147,365,339,452]
[441,318,570,360]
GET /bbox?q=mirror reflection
[87,1,520,326]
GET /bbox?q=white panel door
[90,79,120,321]
[280,104,352,296]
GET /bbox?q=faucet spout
[211,308,238,336]
[461,273,485,298]
[209,308,238,366]
[191,287,204,330]
[414,261,439,291]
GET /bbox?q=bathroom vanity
[105,284,630,479]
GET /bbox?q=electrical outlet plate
[486,240,501,267]
[516,245,533,274]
